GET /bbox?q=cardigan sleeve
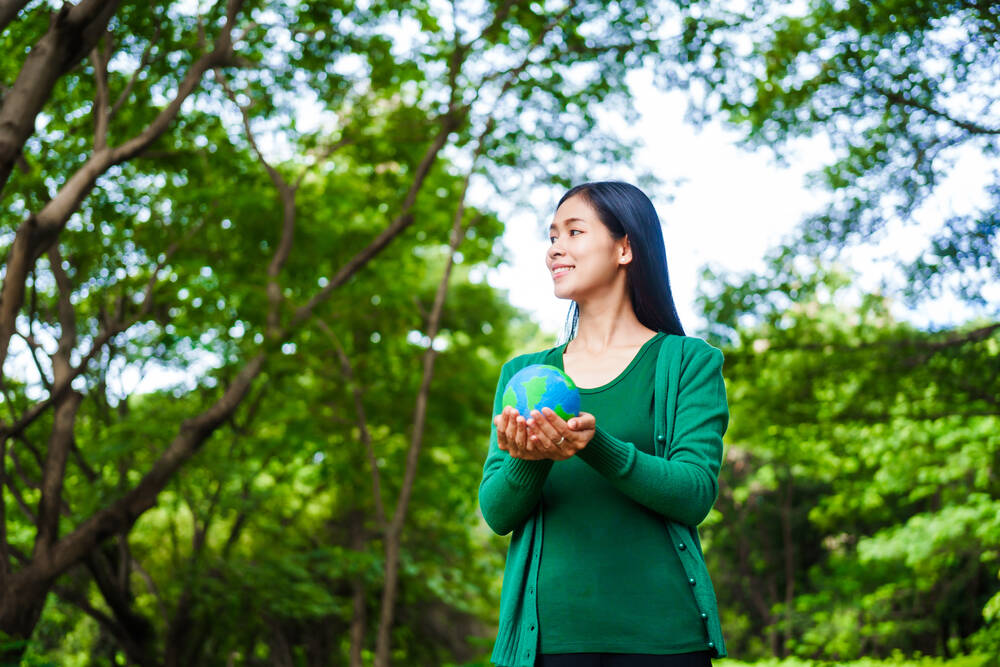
[575,342,728,527]
[478,359,554,536]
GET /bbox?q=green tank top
[537,332,708,654]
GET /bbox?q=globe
[502,364,580,421]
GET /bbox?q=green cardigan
[478,334,729,666]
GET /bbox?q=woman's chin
[552,286,573,300]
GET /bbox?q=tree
[698,265,1000,660]
[666,0,1000,309]
[2,0,675,661]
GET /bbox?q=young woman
[478,181,730,667]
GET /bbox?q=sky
[484,67,999,339]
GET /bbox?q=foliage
[2,0,678,663]
[699,264,1000,661]
[666,0,1000,309]
[717,655,995,667]
[4,1,998,664]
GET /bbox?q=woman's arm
[574,343,728,526]
[478,361,554,535]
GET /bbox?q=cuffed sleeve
[575,428,636,476]
[478,358,553,535]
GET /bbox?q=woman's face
[545,194,631,302]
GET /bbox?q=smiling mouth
[552,266,574,276]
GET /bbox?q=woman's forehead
[552,196,597,226]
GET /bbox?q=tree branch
[109,27,160,121]
[215,68,296,337]
[1,219,206,441]
[4,452,38,523]
[0,0,121,191]
[287,112,460,335]
[873,84,1000,136]
[89,30,112,150]
[14,329,52,395]
[0,0,31,35]
[753,323,1000,357]
[373,135,487,666]
[32,384,83,561]
[130,555,168,628]
[25,267,53,393]
[32,350,266,583]
[0,0,244,379]
[0,436,7,589]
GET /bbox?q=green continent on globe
[552,404,572,421]
[502,385,517,409]
[523,375,548,410]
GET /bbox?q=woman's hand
[495,406,550,460]
[494,406,596,461]
[526,408,595,460]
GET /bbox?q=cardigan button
[688,578,696,586]
[678,543,686,550]
[657,434,665,442]
[700,612,708,620]
[707,642,715,649]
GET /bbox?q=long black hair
[556,181,685,342]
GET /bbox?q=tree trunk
[349,510,367,667]
[372,165,474,667]
[0,574,48,664]
[780,476,795,657]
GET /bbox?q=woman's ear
[618,235,633,265]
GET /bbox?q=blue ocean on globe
[502,364,580,420]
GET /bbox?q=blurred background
[0,0,997,665]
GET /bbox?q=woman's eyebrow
[549,217,587,231]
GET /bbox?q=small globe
[502,364,580,421]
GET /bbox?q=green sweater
[478,334,729,666]
[538,332,707,654]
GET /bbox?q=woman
[478,181,729,667]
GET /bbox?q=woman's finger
[504,410,519,451]
[531,409,568,447]
[526,421,558,457]
[514,418,539,459]
[495,412,509,450]
[514,415,532,452]
[494,410,506,434]
[567,411,596,432]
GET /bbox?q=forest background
[0,0,997,666]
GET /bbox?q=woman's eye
[549,230,580,243]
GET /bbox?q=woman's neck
[570,297,655,354]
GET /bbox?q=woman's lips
[552,266,574,279]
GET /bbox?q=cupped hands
[493,406,595,461]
